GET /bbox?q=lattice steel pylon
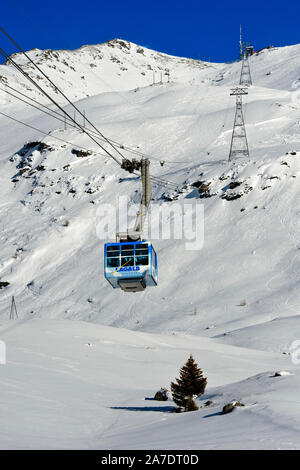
[228,87,250,162]
[239,54,252,86]
[9,296,18,320]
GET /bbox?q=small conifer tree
[170,355,207,412]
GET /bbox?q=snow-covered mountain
[0,39,300,449]
[0,38,210,103]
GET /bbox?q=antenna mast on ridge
[240,24,243,60]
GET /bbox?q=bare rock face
[204,400,214,407]
[0,281,10,289]
[71,149,92,158]
[222,401,245,414]
[273,370,291,377]
[154,388,169,401]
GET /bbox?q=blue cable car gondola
[104,241,158,292]
[104,158,158,292]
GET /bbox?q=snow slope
[0,40,300,449]
[0,318,298,450]
[0,38,210,103]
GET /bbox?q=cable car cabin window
[121,244,134,251]
[107,257,120,268]
[135,244,149,266]
[121,244,134,256]
[120,245,134,267]
[107,246,119,258]
[107,251,119,259]
[121,256,134,266]
[135,256,148,266]
[135,244,148,256]
[107,245,119,251]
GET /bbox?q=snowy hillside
[0,39,300,449]
[0,318,298,449]
[0,38,210,104]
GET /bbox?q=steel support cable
[0,47,123,166]
[1,83,164,162]
[0,62,194,172]
[0,109,179,188]
[0,94,179,189]
[0,61,161,161]
[0,45,180,188]
[1,82,81,127]
[146,174,179,188]
[0,86,179,187]
[2,79,191,167]
[0,26,128,163]
[0,109,109,156]
[1,82,145,157]
[0,32,196,172]
[0,22,178,166]
[0,48,179,178]
[1,83,167,162]
[0,24,196,167]
[0,25,221,184]
[0,86,76,127]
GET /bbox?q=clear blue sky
[1,0,300,63]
